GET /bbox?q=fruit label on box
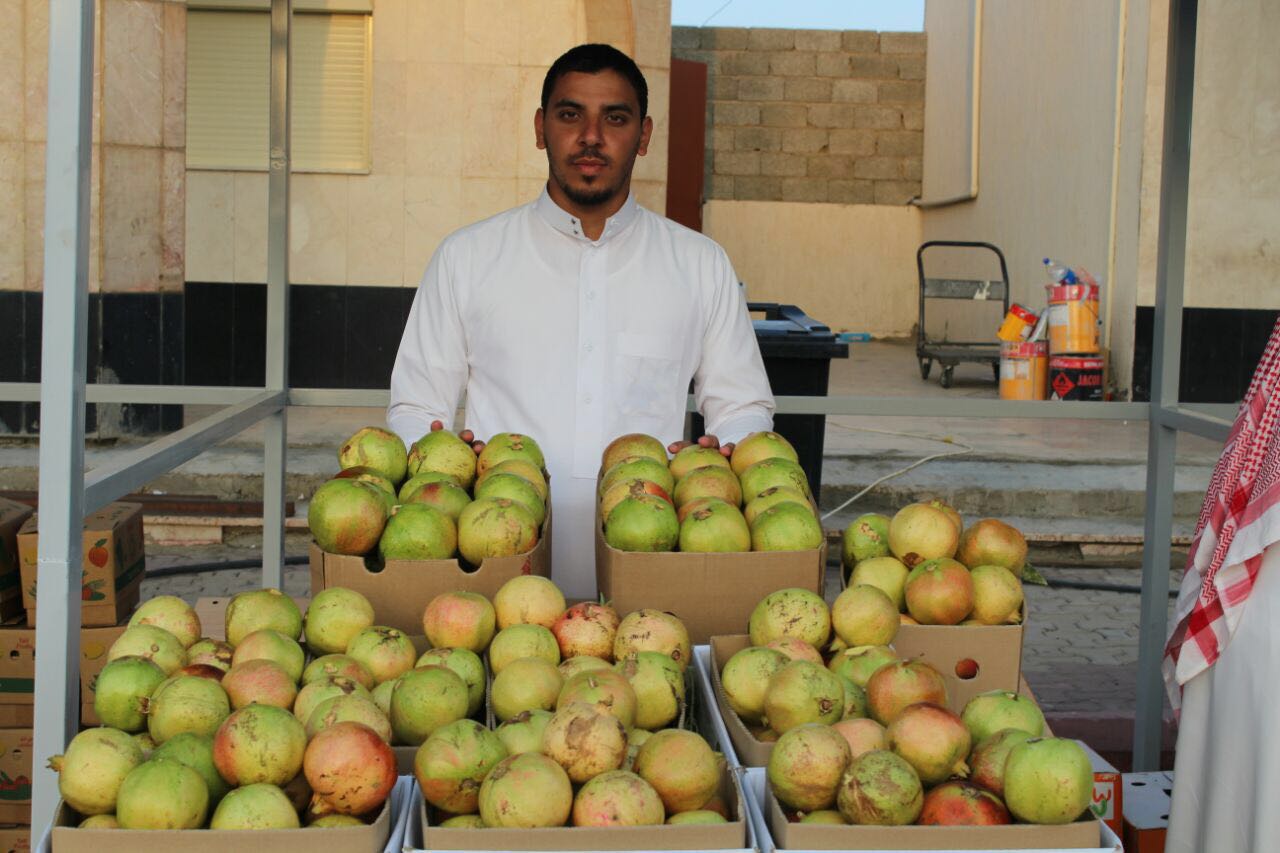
[1091,777,1117,822]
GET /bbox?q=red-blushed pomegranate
[920,780,1011,825]
[765,637,823,664]
[748,588,831,648]
[305,721,397,817]
[887,703,972,785]
[493,574,566,630]
[479,752,573,827]
[308,479,388,556]
[600,478,673,523]
[491,657,563,722]
[213,703,307,786]
[1003,738,1095,824]
[601,433,668,472]
[836,750,923,825]
[763,661,845,733]
[721,646,788,725]
[730,431,800,477]
[303,653,374,689]
[969,728,1035,798]
[221,659,297,710]
[767,723,853,812]
[888,503,959,568]
[831,584,899,647]
[573,769,665,827]
[175,663,226,682]
[231,628,305,682]
[672,463,741,507]
[415,719,508,815]
[970,564,1025,624]
[129,595,201,648]
[924,498,963,534]
[633,729,721,815]
[551,602,620,660]
[600,456,676,496]
[832,717,889,759]
[866,661,948,725]
[422,591,496,653]
[613,608,692,670]
[957,518,1028,572]
[904,557,975,625]
[225,588,303,646]
[961,690,1046,743]
[293,676,368,725]
[303,587,375,656]
[670,444,733,480]
[557,669,638,729]
[50,727,144,815]
[541,701,628,783]
[344,625,417,684]
[616,651,684,730]
[678,495,729,524]
[828,644,899,688]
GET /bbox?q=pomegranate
[730,431,800,477]
[720,646,788,725]
[93,656,167,732]
[305,721,398,817]
[848,556,910,611]
[474,473,545,527]
[78,815,120,828]
[764,637,823,664]
[50,728,144,815]
[572,770,665,827]
[475,459,548,501]
[493,574,566,630]
[438,814,484,828]
[670,809,729,824]
[551,602,620,660]
[400,470,462,501]
[390,666,469,745]
[601,433,668,471]
[751,502,823,551]
[739,458,811,503]
[839,676,868,719]
[541,701,628,783]
[763,660,844,733]
[600,478,674,523]
[961,690,1045,743]
[402,480,472,523]
[422,591,497,653]
[477,432,546,476]
[491,657,563,722]
[904,557,975,624]
[152,731,230,805]
[831,584,899,647]
[924,498,963,533]
[1002,738,1094,824]
[176,663,225,682]
[748,587,830,648]
[407,428,477,489]
[969,728,1035,797]
[866,661,948,725]
[495,709,553,755]
[209,783,300,829]
[800,810,847,824]
[108,625,186,676]
[604,493,679,551]
[115,758,208,829]
[304,587,375,656]
[633,729,721,815]
[670,444,732,480]
[672,463,741,507]
[305,694,392,742]
[457,497,539,565]
[231,628,305,682]
[557,669,638,728]
[478,752,573,828]
[129,595,201,648]
[344,625,417,684]
[920,780,1011,825]
[970,564,1025,624]
[371,679,396,716]
[832,717,889,759]
[828,644,899,688]
[679,501,751,552]
[957,518,1028,572]
[558,654,613,680]
[600,456,675,496]
[613,608,691,670]
[488,623,560,674]
[415,719,508,815]
[303,653,375,689]
[338,426,408,483]
[145,674,231,743]
[887,703,971,784]
[888,503,959,568]
[623,728,651,771]
[841,512,891,566]
[213,703,307,786]
[416,647,486,717]
[836,750,923,825]
[221,659,297,710]
[767,723,853,812]
[293,676,369,725]
[616,651,684,730]
[308,479,388,555]
[225,588,303,645]
[186,638,234,673]
[743,486,811,526]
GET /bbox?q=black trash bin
[691,302,849,502]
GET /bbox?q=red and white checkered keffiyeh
[1164,316,1280,712]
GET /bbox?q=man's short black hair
[541,43,648,118]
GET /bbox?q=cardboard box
[17,503,145,627]
[1079,741,1123,839]
[888,608,1025,712]
[595,524,826,645]
[1122,771,1171,853]
[415,761,749,851]
[764,782,1106,851]
[51,789,394,851]
[0,622,126,728]
[0,502,33,624]
[0,731,31,826]
[309,511,552,636]
[0,827,28,853]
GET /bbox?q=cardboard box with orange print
[0,826,30,853]
[0,620,126,727]
[0,730,33,825]
[17,503,144,627]
[0,502,33,624]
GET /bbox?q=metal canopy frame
[20,0,1218,834]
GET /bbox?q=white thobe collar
[533,185,640,245]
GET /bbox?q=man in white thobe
[387,44,774,598]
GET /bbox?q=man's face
[535,70,653,210]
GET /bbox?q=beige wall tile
[89,143,102,292]
[23,141,43,290]
[371,59,406,175]
[347,176,405,286]
[517,176,545,203]
[0,142,24,288]
[404,62,467,136]
[160,149,183,290]
[633,66,668,183]
[230,171,265,283]
[583,0,634,55]
[404,174,462,285]
[407,0,462,64]
[631,178,665,214]
[463,0,518,65]
[372,0,407,64]
[406,128,464,180]
[459,177,516,224]
[289,174,349,285]
[24,0,48,142]
[102,0,163,147]
[101,144,161,291]
[516,67,547,179]
[185,172,233,283]
[461,65,520,179]
[162,1,184,149]
[0,0,23,143]
[517,0,583,69]
[633,0,672,70]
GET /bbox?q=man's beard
[548,141,639,209]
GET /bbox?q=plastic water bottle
[1043,258,1077,284]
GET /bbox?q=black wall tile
[231,284,267,387]
[0,292,24,433]
[290,285,346,389]
[184,282,235,386]
[342,287,414,389]
[1133,307,1278,403]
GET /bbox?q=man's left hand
[667,434,734,459]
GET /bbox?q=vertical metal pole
[1133,0,1197,771]
[31,0,95,833]
[262,0,293,589]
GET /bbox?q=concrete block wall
[672,27,925,205]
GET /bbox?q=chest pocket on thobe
[613,331,682,426]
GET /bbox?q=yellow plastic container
[999,341,1048,400]
[996,304,1039,343]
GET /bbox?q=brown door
[665,58,707,232]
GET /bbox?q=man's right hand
[430,420,484,455]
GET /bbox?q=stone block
[808,103,855,129]
[760,151,807,177]
[735,126,782,152]
[794,30,842,52]
[880,32,926,55]
[770,51,816,77]
[874,180,921,205]
[849,53,898,78]
[675,49,719,71]
[781,128,829,155]
[897,55,926,80]
[703,27,749,50]
[903,158,923,181]
[722,51,771,76]
[738,76,785,101]
[829,179,875,204]
[782,177,829,203]
[710,101,760,125]
[832,79,877,103]
[760,103,809,128]
[671,26,701,50]
[806,155,854,178]
[734,175,782,201]
[879,80,925,104]
[841,31,879,53]
[853,156,904,180]
[902,106,924,131]
[853,105,903,130]
[710,174,735,199]
[711,75,739,100]
[815,52,850,77]
[747,28,794,51]
[828,129,876,156]
[784,76,832,101]
[715,150,760,176]
[711,126,735,151]
[876,130,923,156]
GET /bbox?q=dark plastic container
[692,302,849,501]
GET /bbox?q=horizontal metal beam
[0,383,265,405]
[767,396,1150,420]
[1153,403,1232,441]
[288,388,390,407]
[83,390,286,514]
